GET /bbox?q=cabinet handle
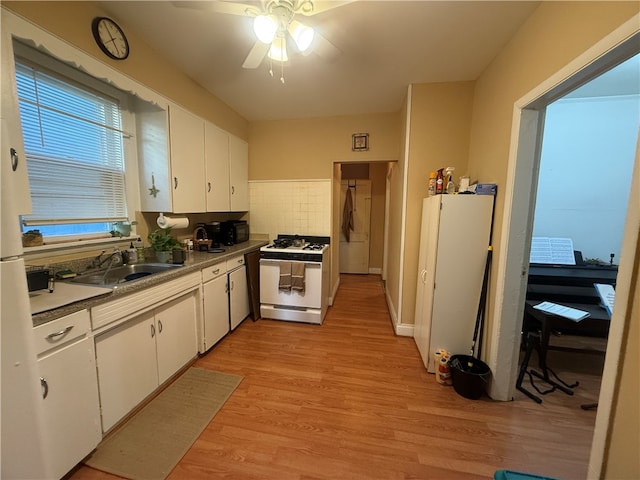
[420,269,427,283]
[151,324,156,338]
[40,377,49,399]
[46,325,74,340]
[230,280,234,291]
[158,320,163,333]
[10,148,18,172]
[212,268,220,275]
[174,177,178,189]
[225,282,229,293]
[237,259,242,264]
[207,182,212,192]
[231,185,235,195]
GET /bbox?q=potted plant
[148,228,181,263]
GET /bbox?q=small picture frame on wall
[352,133,369,151]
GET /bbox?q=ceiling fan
[175,0,351,81]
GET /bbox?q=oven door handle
[260,259,321,268]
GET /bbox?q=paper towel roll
[157,213,189,229]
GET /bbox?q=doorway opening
[522,52,639,402]
[334,162,393,279]
[489,25,639,478]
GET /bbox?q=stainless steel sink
[70,263,183,287]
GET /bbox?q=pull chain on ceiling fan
[254,2,313,83]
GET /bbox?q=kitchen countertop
[31,240,268,327]
[30,282,113,316]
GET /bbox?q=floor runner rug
[85,367,243,480]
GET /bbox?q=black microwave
[220,220,249,245]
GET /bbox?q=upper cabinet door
[204,121,230,212]
[1,30,31,217]
[228,135,249,212]
[168,104,206,213]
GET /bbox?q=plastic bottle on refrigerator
[427,172,437,196]
[445,167,456,194]
[435,168,444,194]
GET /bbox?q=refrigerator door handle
[40,377,49,399]
[10,147,19,171]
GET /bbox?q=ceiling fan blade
[172,1,261,17]
[310,31,340,60]
[297,0,354,16]
[242,40,270,68]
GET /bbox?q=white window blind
[15,60,128,226]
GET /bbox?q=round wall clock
[92,17,129,60]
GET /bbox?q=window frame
[13,39,141,247]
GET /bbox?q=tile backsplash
[249,179,331,240]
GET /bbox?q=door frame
[487,14,639,478]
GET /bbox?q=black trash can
[449,354,491,400]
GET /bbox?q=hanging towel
[342,187,354,242]
[279,262,292,291]
[291,262,306,293]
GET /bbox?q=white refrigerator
[413,195,494,373]
[1,31,50,476]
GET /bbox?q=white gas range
[259,235,330,324]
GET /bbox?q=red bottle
[435,168,444,194]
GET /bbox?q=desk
[516,300,610,403]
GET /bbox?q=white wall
[533,94,639,263]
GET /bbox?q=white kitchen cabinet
[95,290,198,432]
[32,310,101,479]
[201,261,229,352]
[228,256,250,330]
[155,291,199,384]
[413,195,494,372]
[229,135,249,211]
[205,122,231,212]
[1,29,31,215]
[138,105,248,214]
[168,104,206,213]
[95,310,158,433]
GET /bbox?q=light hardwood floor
[70,274,603,480]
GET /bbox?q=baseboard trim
[395,323,414,337]
[368,267,382,274]
[329,276,340,306]
[383,284,414,337]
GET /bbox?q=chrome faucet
[90,248,123,270]
[101,249,122,283]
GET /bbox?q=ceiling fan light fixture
[253,15,277,44]
[289,20,314,52]
[268,35,288,62]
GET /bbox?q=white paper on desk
[594,283,615,316]
[533,301,590,322]
[530,237,576,265]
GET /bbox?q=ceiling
[97,1,543,122]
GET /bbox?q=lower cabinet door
[95,311,158,432]
[38,337,102,479]
[229,266,250,330]
[203,274,229,350]
[155,291,198,385]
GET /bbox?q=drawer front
[91,271,201,331]
[201,261,227,283]
[226,255,245,271]
[33,309,90,355]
